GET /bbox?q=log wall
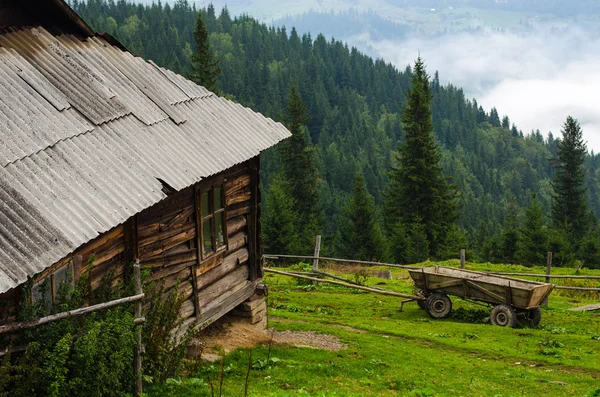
[0,158,261,326]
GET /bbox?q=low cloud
[368,27,600,152]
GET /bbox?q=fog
[367,27,600,152]
[130,2,600,151]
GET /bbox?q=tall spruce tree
[518,194,548,267]
[501,194,519,263]
[262,174,300,255]
[551,116,589,238]
[337,172,387,261]
[391,217,430,264]
[190,11,221,92]
[279,85,321,251]
[385,57,458,258]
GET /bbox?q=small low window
[31,261,74,305]
[200,186,227,257]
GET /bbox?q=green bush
[142,284,198,384]
[0,262,196,396]
[0,308,135,397]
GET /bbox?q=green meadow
[149,261,600,397]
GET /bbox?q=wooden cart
[408,266,555,327]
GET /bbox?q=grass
[147,261,600,397]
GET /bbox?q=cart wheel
[527,308,542,327]
[425,293,452,319]
[490,304,517,328]
[417,290,427,310]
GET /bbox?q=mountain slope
[73,0,600,261]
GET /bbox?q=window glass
[214,187,223,210]
[200,186,228,258]
[32,277,52,305]
[31,262,74,305]
[215,212,225,247]
[203,219,213,255]
[202,192,210,217]
[54,264,72,295]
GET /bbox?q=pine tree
[279,85,321,251]
[385,57,458,258]
[338,172,387,261]
[551,116,589,238]
[262,174,299,255]
[390,217,429,264]
[501,195,519,263]
[190,11,221,92]
[518,194,548,267]
[489,107,501,127]
[578,226,600,269]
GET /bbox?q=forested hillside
[71,0,600,265]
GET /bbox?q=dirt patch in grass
[192,318,347,361]
[272,330,347,350]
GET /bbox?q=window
[200,186,227,257]
[31,261,74,305]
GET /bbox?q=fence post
[460,249,466,269]
[543,252,552,307]
[134,260,143,397]
[312,235,322,285]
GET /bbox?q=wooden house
[0,0,290,329]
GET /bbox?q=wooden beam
[465,280,506,303]
[247,159,259,281]
[312,235,321,274]
[133,261,143,397]
[428,279,464,290]
[265,268,422,300]
[263,254,421,269]
[0,293,144,335]
[197,281,258,326]
[569,303,600,312]
[191,185,202,317]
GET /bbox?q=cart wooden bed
[407,266,555,327]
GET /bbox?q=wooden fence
[263,238,600,293]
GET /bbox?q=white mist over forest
[368,27,600,151]
[136,1,600,151]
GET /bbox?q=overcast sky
[368,27,600,152]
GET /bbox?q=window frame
[31,260,74,305]
[199,185,228,259]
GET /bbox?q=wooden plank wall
[0,158,261,326]
[137,185,197,321]
[0,224,127,324]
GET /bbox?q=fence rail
[263,252,600,292]
[0,293,144,335]
[263,254,421,269]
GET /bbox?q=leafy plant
[538,338,565,348]
[142,283,199,384]
[289,262,314,286]
[253,357,283,370]
[352,268,370,286]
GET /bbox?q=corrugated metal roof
[0,27,291,294]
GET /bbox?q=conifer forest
[71,0,600,268]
